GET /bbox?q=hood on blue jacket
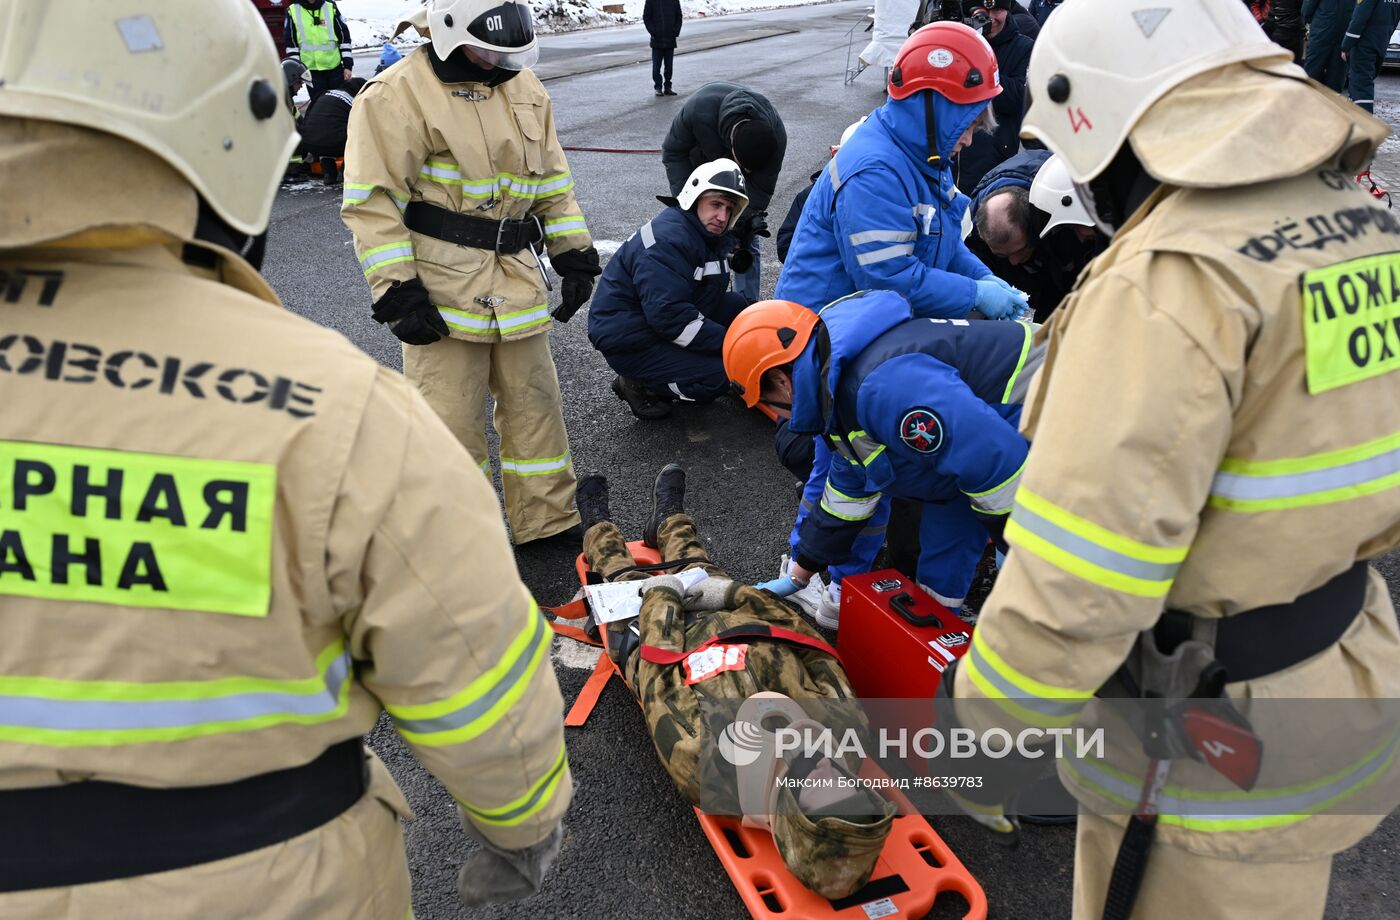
[789,290,915,435]
[969,148,1050,213]
[872,90,991,180]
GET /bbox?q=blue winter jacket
[773,91,993,316]
[787,290,1037,572]
[588,206,746,355]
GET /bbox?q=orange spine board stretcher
[546,540,988,920]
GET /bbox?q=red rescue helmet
[723,301,819,408]
[888,21,1002,104]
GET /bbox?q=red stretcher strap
[544,600,603,648]
[640,625,841,666]
[565,653,618,728]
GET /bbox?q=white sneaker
[814,581,841,631]
[780,554,827,621]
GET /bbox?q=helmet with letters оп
[0,0,298,238]
[422,0,539,71]
[675,158,750,231]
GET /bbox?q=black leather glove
[371,277,448,346]
[554,275,593,323]
[548,246,601,323]
[728,246,754,274]
[736,210,770,241]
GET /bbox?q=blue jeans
[736,236,762,301]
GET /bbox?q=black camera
[964,8,993,34]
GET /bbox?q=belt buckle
[494,219,510,255]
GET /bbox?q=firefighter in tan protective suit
[342,0,601,545]
[0,2,569,915]
[933,1,1400,917]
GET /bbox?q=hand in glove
[728,246,754,274]
[754,574,806,597]
[549,246,601,323]
[371,277,448,345]
[457,821,564,908]
[973,277,1031,321]
[553,275,593,323]
[737,211,771,240]
[683,575,739,611]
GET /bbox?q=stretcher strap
[640,625,841,666]
[565,653,619,728]
[544,598,603,647]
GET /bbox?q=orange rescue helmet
[723,300,820,408]
[888,21,1002,104]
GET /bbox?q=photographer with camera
[954,0,1035,192]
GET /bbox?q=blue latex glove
[755,575,804,597]
[974,278,1030,320]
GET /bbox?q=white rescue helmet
[426,0,540,71]
[1029,155,1094,238]
[831,116,867,155]
[1021,0,1288,185]
[0,0,298,237]
[678,158,750,230]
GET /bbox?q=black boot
[643,464,686,549]
[611,375,672,420]
[320,156,341,186]
[576,473,611,531]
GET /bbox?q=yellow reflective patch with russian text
[1301,252,1400,394]
[0,441,274,616]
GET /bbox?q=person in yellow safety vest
[936,1,1400,917]
[343,0,602,547]
[283,0,354,104]
[0,2,570,916]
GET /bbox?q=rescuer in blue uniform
[589,159,752,419]
[775,22,1028,322]
[723,291,1042,623]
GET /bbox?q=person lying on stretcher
[574,464,895,899]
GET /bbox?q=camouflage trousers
[582,515,893,900]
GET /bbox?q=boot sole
[643,464,685,548]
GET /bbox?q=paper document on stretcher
[585,568,709,624]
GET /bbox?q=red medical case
[837,570,973,700]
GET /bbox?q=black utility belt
[1157,560,1369,683]
[404,200,543,254]
[0,739,366,892]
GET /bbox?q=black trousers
[308,66,346,106]
[651,48,674,91]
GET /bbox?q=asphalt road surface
[264,13,1400,918]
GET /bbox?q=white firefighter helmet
[1029,155,1094,238]
[678,158,750,230]
[1021,0,1289,185]
[0,0,298,237]
[426,0,540,71]
[833,116,867,154]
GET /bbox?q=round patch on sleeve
[899,407,945,454]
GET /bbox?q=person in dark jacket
[662,82,786,303]
[283,0,354,104]
[966,150,1105,322]
[1265,0,1305,61]
[590,160,752,420]
[954,0,1033,192]
[1303,0,1350,91]
[1341,0,1400,114]
[298,77,365,185]
[1008,0,1040,37]
[1027,0,1060,25]
[777,118,868,264]
[644,0,683,96]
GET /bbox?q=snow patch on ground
[339,0,827,48]
[592,239,625,257]
[551,635,604,670]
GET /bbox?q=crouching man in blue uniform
[723,291,1043,627]
[589,159,753,420]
